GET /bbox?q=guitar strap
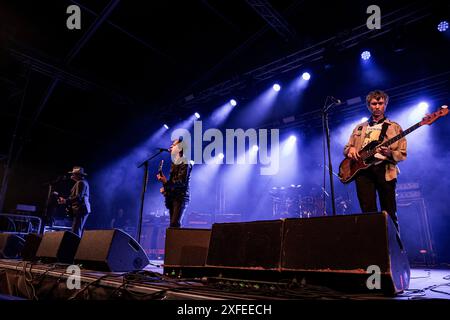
[378,122,390,144]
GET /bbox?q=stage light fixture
[361,51,371,61]
[302,72,311,81]
[437,21,448,32]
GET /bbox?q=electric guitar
[53,191,73,217]
[338,105,448,184]
[158,160,167,196]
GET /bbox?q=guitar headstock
[420,105,448,126]
[158,160,164,174]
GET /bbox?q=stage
[0,259,449,301]
[1,3,449,313]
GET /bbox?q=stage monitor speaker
[281,212,410,294]
[36,231,80,264]
[21,233,43,261]
[0,234,25,259]
[206,220,283,270]
[164,228,211,268]
[74,229,149,272]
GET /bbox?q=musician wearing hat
[57,166,91,237]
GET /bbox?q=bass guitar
[338,105,448,184]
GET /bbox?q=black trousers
[167,198,187,228]
[355,164,399,230]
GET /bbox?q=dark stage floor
[1,259,449,301]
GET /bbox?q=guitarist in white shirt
[344,90,407,231]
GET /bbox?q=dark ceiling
[0,0,449,187]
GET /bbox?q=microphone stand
[40,175,66,234]
[322,97,339,216]
[40,183,53,234]
[136,149,165,244]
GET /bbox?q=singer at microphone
[157,136,183,153]
[156,137,192,228]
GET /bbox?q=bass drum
[299,186,326,218]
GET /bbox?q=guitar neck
[364,122,420,159]
[362,106,448,158]
[379,122,421,148]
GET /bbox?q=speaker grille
[35,231,80,264]
[282,214,390,271]
[206,220,283,269]
[164,228,211,267]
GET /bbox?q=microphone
[156,137,183,153]
[58,173,71,181]
[329,96,342,104]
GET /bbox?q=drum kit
[269,184,327,218]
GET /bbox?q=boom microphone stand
[40,174,67,234]
[322,96,340,216]
[136,149,165,244]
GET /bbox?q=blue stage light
[437,21,449,32]
[273,83,281,91]
[361,51,371,61]
[302,72,311,81]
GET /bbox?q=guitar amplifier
[397,182,420,191]
[184,213,242,228]
[184,212,212,228]
[396,182,422,201]
[396,190,422,201]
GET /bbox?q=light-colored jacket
[343,118,407,181]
